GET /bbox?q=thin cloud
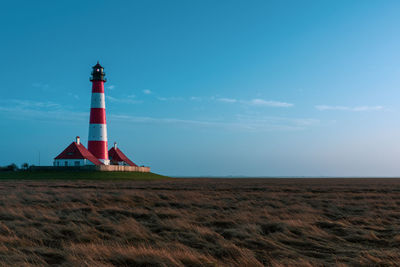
[315,105,384,111]
[214,97,293,107]
[0,99,316,132]
[7,99,61,109]
[217,98,237,103]
[157,96,184,101]
[68,93,80,100]
[249,99,293,107]
[111,114,318,132]
[32,83,49,90]
[135,92,292,108]
[106,96,142,104]
[107,85,116,90]
[142,90,183,102]
[235,114,319,130]
[0,99,86,121]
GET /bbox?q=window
[74,161,80,166]
[57,161,59,166]
[65,161,68,166]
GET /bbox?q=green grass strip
[0,171,169,181]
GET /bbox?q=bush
[0,163,18,172]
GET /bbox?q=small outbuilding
[54,137,102,166]
[108,143,138,166]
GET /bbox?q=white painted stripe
[88,123,108,141]
[90,93,105,109]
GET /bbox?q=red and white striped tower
[88,61,110,165]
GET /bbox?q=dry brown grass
[0,178,399,266]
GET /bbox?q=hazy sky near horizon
[2,0,400,176]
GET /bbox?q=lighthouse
[53,62,149,172]
[87,61,110,165]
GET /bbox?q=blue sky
[1,0,400,176]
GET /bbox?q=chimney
[114,142,117,149]
[76,136,80,145]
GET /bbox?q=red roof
[55,142,103,165]
[108,147,137,166]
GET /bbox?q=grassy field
[0,171,168,181]
[0,178,399,266]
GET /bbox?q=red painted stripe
[88,141,109,160]
[89,108,106,124]
[92,81,104,93]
